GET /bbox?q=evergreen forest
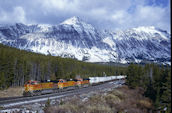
[126,63,171,112]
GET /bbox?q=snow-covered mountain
[0,16,171,64]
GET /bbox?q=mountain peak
[59,16,95,33]
[60,16,82,25]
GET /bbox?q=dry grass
[0,87,24,98]
[45,86,153,113]
[86,104,112,113]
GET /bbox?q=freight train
[23,75,126,96]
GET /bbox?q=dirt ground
[0,87,24,98]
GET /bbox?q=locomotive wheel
[37,91,41,96]
[29,92,34,96]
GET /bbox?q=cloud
[0,0,170,32]
[13,7,26,23]
[0,6,26,24]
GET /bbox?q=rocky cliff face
[0,16,171,64]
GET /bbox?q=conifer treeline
[126,63,171,113]
[0,44,126,88]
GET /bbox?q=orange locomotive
[76,78,89,87]
[23,80,58,96]
[23,78,90,96]
[58,79,76,90]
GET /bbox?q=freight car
[23,78,90,96]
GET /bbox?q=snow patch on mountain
[60,16,80,25]
[37,24,52,32]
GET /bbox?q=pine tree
[161,70,171,113]
[0,72,5,89]
[126,63,139,88]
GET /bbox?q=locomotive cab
[24,80,39,91]
[23,80,40,96]
[58,79,66,89]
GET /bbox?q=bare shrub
[46,104,79,113]
[104,94,121,108]
[46,106,68,113]
[86,105,112,113]
[45,86,153,113]
[138,99,152,109]
[88,95,106,106]
[126,108,145,113]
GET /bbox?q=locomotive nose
[24,84,29,92]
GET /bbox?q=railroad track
[0,79,125,109]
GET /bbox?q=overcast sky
[0,0,170,32]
